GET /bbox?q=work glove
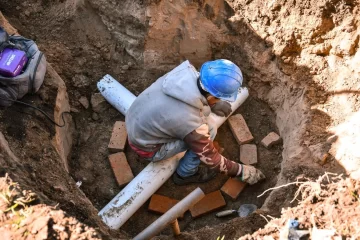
[211,101,232,117]
[239,164,265,185]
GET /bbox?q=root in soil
[240,174,360,239]
[0,175,103,240]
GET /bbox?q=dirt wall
[0,0,359,239]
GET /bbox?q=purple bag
[0,34,46,107]
[0,48,27,77]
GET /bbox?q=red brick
[108,121,127,153]
[221,178,247,200]
[108,152,134,187]
[261,132,282,148]
[148,194,184,218]
[228,114,254,145]
[189,190,226,218]
[240,144,257,165]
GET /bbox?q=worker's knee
[151,140,187,162]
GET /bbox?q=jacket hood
[162,60,209,111]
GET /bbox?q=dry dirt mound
[0,175,102,240]
[240,174,360,239]
[0,0,360,239]
[156,174,360,239]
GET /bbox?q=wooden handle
[171,219,181,236]
[216,210,236,217]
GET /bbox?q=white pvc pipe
[133,188,205,240]
[97,74,136,115]
[97,75,249,230]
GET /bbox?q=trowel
[216,204,257,218]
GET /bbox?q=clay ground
[1,0,360,239]
[68,80,283,237]
[0,1,284,236]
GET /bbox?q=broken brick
[148,194,184,218]
[108,152,134,187]
[240,144,257,165]
[228,114,254,145]
[221,178,247,200]
[261,132,282,148]
[108,121,127,153]
[189,190,226,218]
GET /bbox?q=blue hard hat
[199,59,243,102]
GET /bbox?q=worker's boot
[172,166,217,185]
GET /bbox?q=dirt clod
[1,0,359,238]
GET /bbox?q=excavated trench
[1,0,359,239]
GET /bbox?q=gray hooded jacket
[126,60,211,151]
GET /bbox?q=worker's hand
[211,101,232,117]
[239,165,265,185]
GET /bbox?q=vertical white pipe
[97,75,249,230]
[133,188,205,240]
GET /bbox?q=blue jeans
[149,124,218,178]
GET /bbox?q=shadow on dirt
[0,0,351,238]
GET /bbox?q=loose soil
[240,175,360,239]
[0,0,360,239]
[120,95,282,237]
[0,175,102,240]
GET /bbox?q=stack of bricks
[223,114,282,200]
[108,121,134,187]
[228,114,258,165]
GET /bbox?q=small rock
[24,10,30,17]
[122,65,129,70]
[326,135,338,144]
[79,96,89,109]
[72,74,90,87]
[92,112,99,121]
[31,216,50,234]
[70,107,80,113]
[53,185,66,192]
[311,43,332,55]
[91,93,109,113]
[260,110,267,116]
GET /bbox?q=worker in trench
[125,59,265,185]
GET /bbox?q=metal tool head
[238,204,257,217]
